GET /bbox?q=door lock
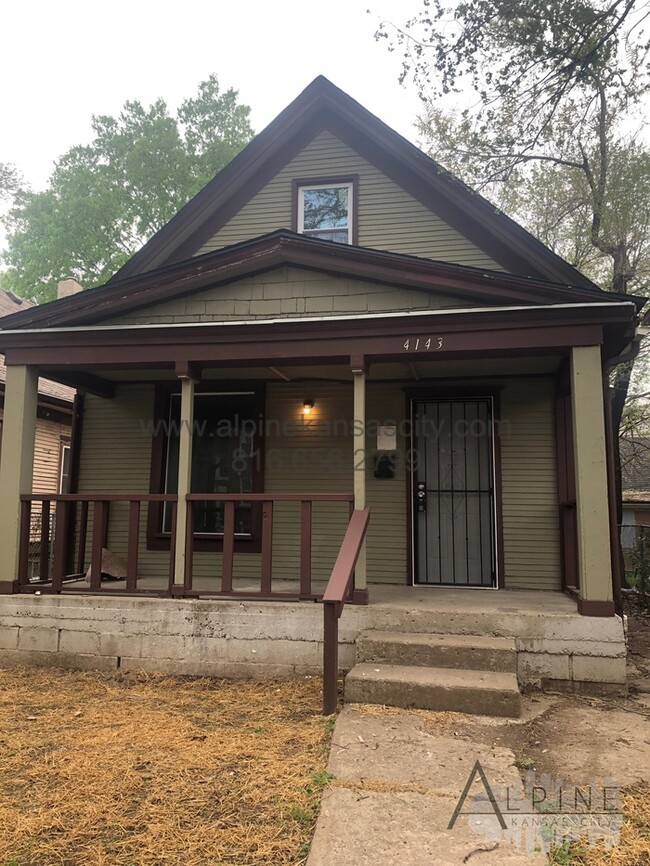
[416,481,426,512]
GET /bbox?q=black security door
[413,399,496,586]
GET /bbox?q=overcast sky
[1,0,427,191]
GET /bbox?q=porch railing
[18,492,356,600]
[18,492,369,716]
[322,507,371,715]
[18,494,178,593]
[183,493,354,599]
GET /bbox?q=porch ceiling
[101,356,563,385]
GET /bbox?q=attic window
[297,181,354,244]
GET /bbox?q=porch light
[303,399,314,416]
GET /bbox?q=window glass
[59,441,71,493]
[299,184,351,243]
[163,393,256,535]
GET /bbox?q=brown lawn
[0,668,332,866]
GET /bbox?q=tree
[0,162,19,201]
[376,0,650,527]
[2,75,253,302]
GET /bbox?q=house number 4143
[403,337,444,351]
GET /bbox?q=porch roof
[0,231,645,335]
[0,297,639,398]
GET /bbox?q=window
[295,178,356,244]
[59,439,71,493]
[148,385,265,551]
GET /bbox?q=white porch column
[352,358,367,593]
[0,365,38,586]
[570,345,613,614]
[173,375,195,586]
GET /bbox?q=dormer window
[294,176,357,244]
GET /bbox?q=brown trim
[291,175,359,245]
[2,315,614,373]
[35,404,73,426]
[46,371,115,398]
[1,231,638,333]
[67,394,84,495]
[147,382,266,553]
[555,377,579,593]
[577,598,616,617]
[164,117,326,267]
[0,581,20,594]
[64,393,84,573]
[492,391,506,589]
[105,77,601,290]
[404,391,413,586]
[351,587,369,605]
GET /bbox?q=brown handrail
[21,494,177,502]
[186,493,353,502]
[322,507,370,715]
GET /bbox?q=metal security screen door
[412,399,496,587]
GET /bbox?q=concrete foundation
[0,587,627,691]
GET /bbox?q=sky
[1,0,427,192]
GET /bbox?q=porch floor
[54,575,577,616]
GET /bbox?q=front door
[412,398,496,587]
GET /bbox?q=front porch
[0,586,626,696]
[0,298,638,707]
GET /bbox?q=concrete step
[356,631,517,673]
[345,663,522,718]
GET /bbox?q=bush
[629,526,650,611]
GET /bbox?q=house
[620,438,650,561]
[0,290,75,577]
[0,78,643,712]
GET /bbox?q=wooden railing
[18,494,178,593]
[18,492,356,600]
[184,493,354,598]
[321,508,371,715]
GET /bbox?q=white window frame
[59,440,71,494]
[297,182,353,244]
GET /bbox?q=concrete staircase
[344,631,522,718]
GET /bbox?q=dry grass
[566,784,650,866]
[0,667,333,866]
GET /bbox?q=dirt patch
[624,594,650,692]
[0,668,332,866]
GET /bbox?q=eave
[0,301,639,372]
[0,231,641,332]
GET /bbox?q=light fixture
[303,399,314,416]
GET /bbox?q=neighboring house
[620,438,650,556]
[0,78,644,706]
[0,290,74,497]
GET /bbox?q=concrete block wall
[0,595,627,692]
[0,595,360,678]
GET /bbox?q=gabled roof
[111,76,601,291]
[0,290,74,404]
[0,231,640,332]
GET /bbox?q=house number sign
[402,337,444,351]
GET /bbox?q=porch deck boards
[54,577,577,616]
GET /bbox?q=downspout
[604,331,645,616]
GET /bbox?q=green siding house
[0,78,642,708]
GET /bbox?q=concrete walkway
[308,707,547,866]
